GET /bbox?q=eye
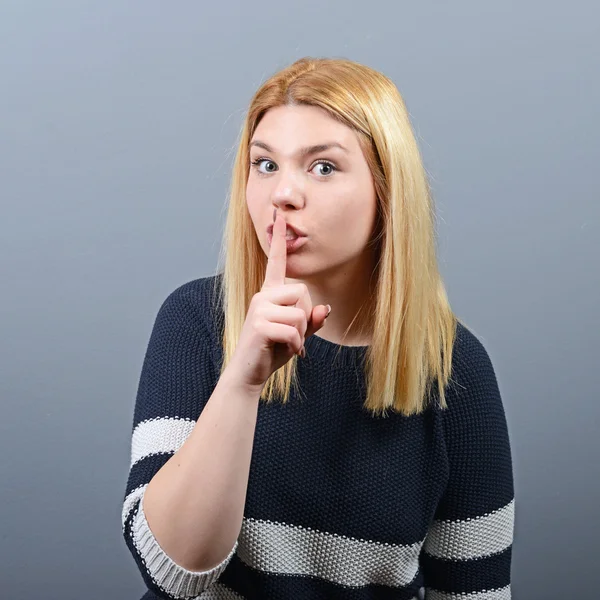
[310,160,337,177]
[250,158,278,175]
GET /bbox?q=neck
[286,252,378,347]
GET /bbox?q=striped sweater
[122,274,515,600]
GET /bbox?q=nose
[271,169,305,211]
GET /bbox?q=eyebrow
[249,140,349,157]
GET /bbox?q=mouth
[266,232,308,253]
[266,222,307,240]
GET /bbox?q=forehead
[251,104,358,151]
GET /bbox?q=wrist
[219,365,265,401]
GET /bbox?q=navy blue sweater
[122,274,514,600]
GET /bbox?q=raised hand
[227,210,331,393]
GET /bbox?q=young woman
[122,57,515,600]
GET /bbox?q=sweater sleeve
[121,283,237,600]
[420,329,515,600]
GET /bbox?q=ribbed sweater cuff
[131,493,237,599]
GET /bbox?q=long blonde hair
[212,56,460,417]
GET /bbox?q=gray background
[1,1,598,598]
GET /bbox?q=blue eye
[250,158,278,174]
[310,161,337,176]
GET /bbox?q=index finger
[262,210,287,288]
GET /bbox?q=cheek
[245,183,260,218]
[329,181,377,230]
[246,175,269,207]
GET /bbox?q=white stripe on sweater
[237,517,424,588]
[425,585,511,600]
[423,499,514,560]
[131,417,196,467]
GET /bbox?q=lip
[266,232,308,253]
[266,222,307,238]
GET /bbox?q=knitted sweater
[122,274,515,600]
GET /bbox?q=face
[246,104,378,281]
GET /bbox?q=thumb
[305,304,331,339]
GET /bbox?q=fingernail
[325,304,332,318]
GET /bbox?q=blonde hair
[212,56,461,417]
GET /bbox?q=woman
[122,57,515,600]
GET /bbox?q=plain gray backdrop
[1,1,598,598]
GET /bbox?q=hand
[227,211,330,392]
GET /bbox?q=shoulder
[154,273,224,347]
[161,273,223,313]
[442,321,508,432]
[451,321,498,387]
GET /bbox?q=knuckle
[294,308,307,333]
[300,310,308,332]
[250,293,261,308]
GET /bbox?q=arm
[421,330,515,599]
[122,284,261,600]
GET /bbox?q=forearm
[142,368,261,571]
